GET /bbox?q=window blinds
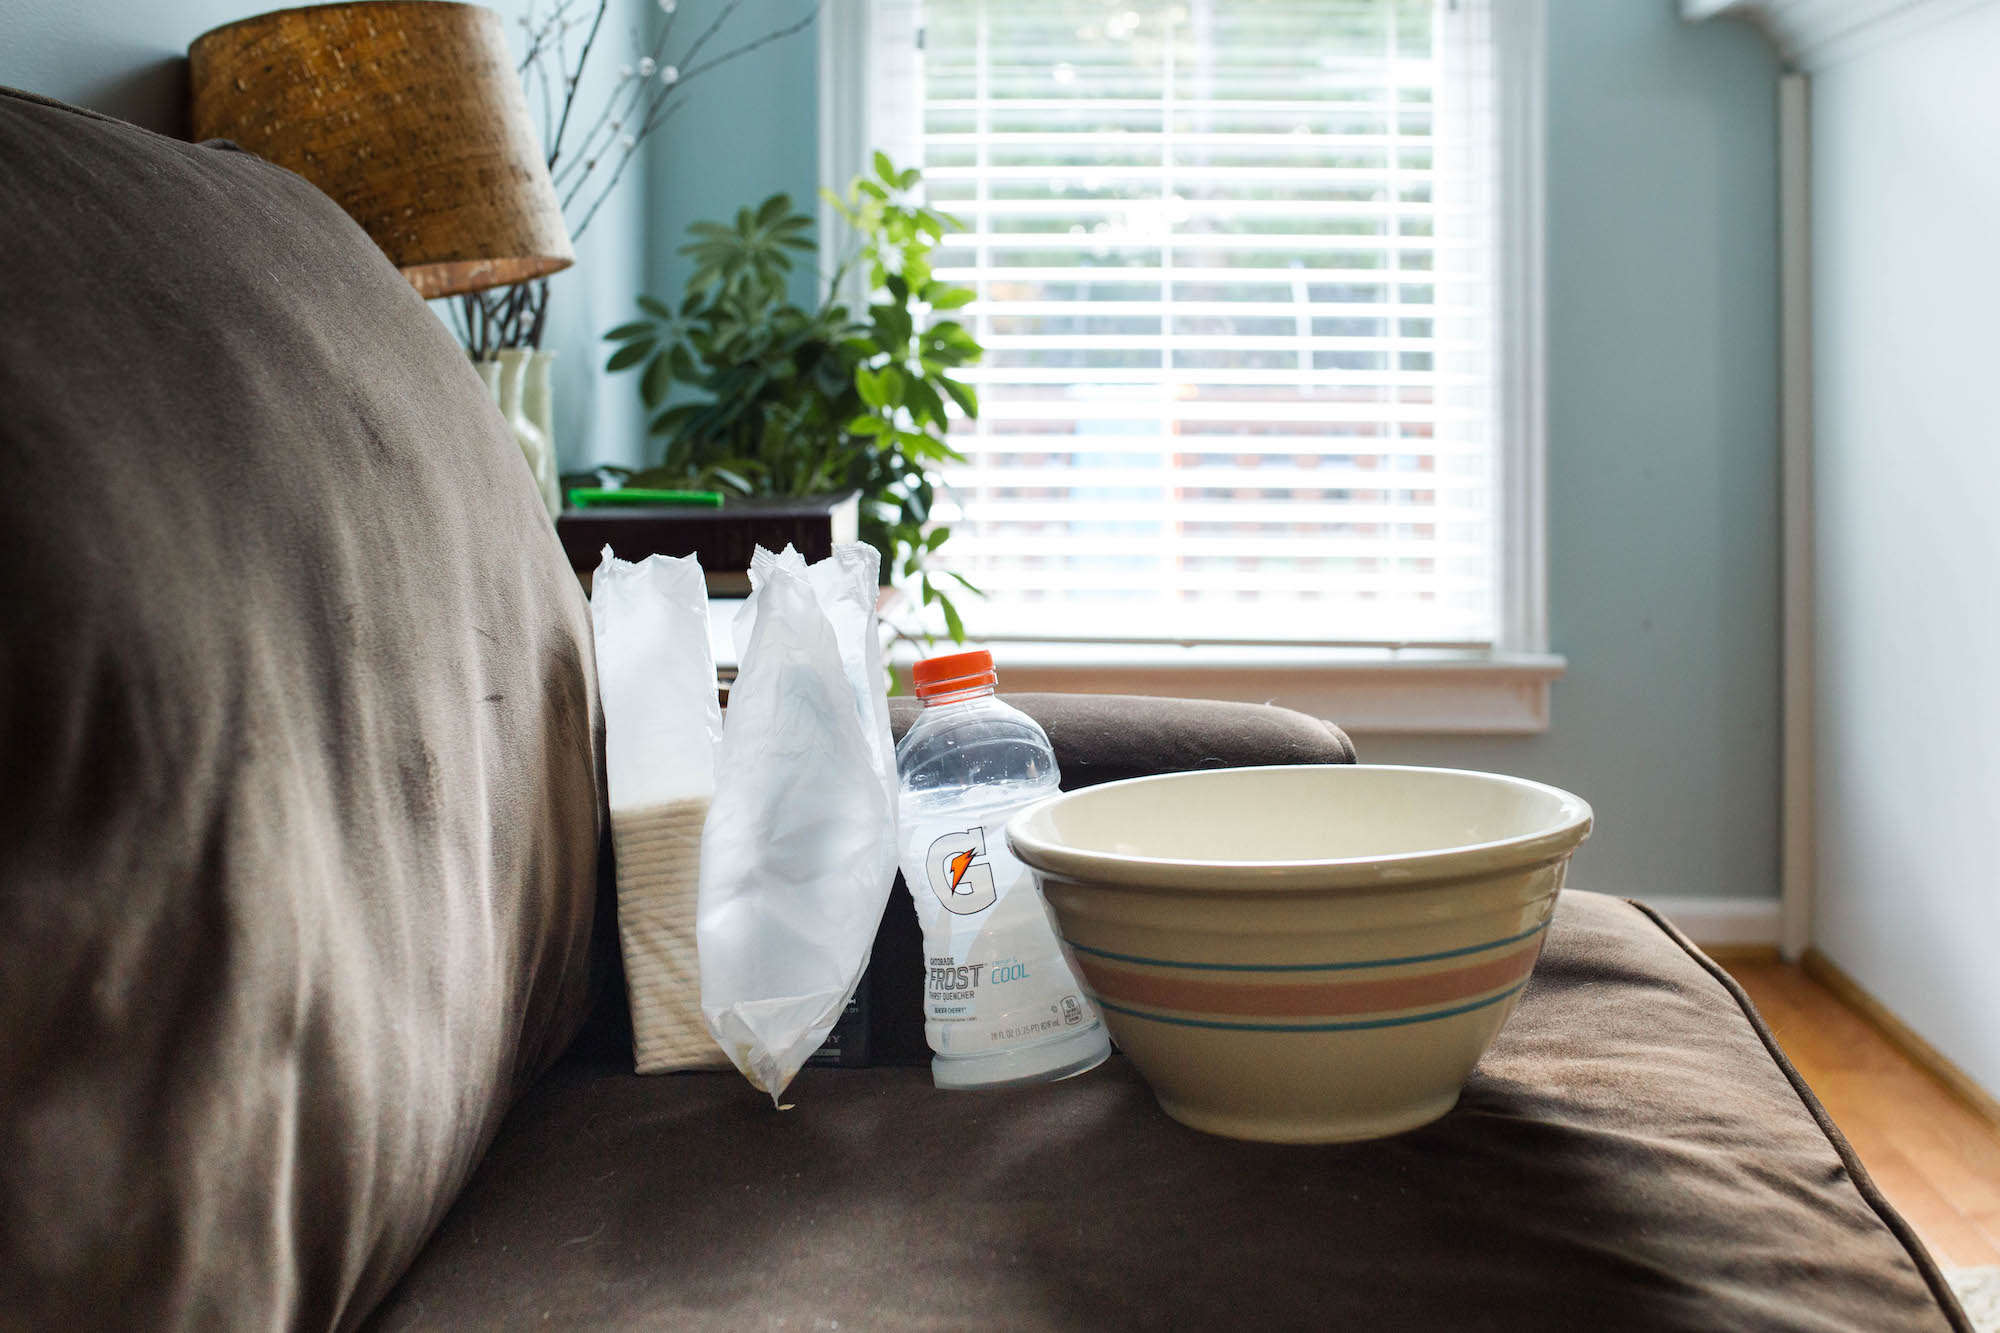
[882,0,1500,646]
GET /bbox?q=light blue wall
[641,2,824,312]
[5,1,1784,905]
[0,0,652,471]
[1374,1,1784,904]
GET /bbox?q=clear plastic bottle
[896,650,1112,1090]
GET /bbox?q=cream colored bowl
[1006,765,1592,1144]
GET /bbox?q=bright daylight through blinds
[904,0,1500,646]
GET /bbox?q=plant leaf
[940,377,979,418]
[606,340,654,371]
[912,378,950,424]
[871,303,913,351]
[640,351,673,408]
[604,321,654,341]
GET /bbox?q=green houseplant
[602,155,983,639]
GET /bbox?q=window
[825,0,1556,729]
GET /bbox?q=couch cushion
[365,891,1966,1331]
[0,90,603,1331]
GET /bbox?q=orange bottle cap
[911,649,997,700]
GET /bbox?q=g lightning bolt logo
[946,849,977,892]
[924,828,997,915]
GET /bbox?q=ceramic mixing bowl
[1006,765,1592,1144]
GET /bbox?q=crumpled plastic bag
[590,546,728,1073]
[697,543,898,1102]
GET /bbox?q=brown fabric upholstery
[888,691,1358,782]
[369,892,1966,1331]
[0,90,603,1332]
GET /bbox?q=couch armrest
[870,693,1355,1061]
[887,692,1356,787]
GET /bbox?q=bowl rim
[1004,764,1593,893]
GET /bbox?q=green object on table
[567,487,725,509]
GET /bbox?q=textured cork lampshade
[189,1,574,299]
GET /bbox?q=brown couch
[0,88,1970,1332]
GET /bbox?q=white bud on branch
[531,0,827,248]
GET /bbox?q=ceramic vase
[522,349,559,511]
[477,350,562,520]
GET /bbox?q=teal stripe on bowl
[1063,921,1549,974]
[1094,979,1531,1033]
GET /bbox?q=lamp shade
[189,1,574,299]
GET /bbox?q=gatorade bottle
[896,650,1112,1090]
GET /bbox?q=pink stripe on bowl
[1075,938,1544,1019]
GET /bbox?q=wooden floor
[1726,958,2000,1269]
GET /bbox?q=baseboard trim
[1803,947,2000,1134]
[1637,895,1781,949]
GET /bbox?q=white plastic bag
[697,543,898,1102]
[590,546,728,1073]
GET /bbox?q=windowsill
[889,642,1568,736]
[711,597,1563,734]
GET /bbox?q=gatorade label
[905,815,1098,1057]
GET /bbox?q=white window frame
[820,0,1560,733]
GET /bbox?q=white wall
[1812,4,2000,1097]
